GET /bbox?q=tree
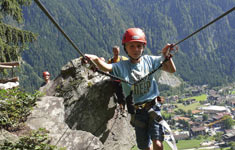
[214,132,223,142]
[228,141,235,150]
[0,0,36,62]
[187,109,192,117]
[223,116,234,129]
[202,114,208,121]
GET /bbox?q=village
[162,83,235,149]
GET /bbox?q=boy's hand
[81,55,98,72]
[81,56,90,65]
[162,43,177,59]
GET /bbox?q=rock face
[26,96,103,150]
[28,58,136,150]
[158,71,181,88]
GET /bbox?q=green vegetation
[175,139,203,149]
[0,88,64,150]
[131,139,206,150]
[18,0,235,91]
[0,128,64,150]
[231,90,235,94]
[132,139,233,150]
[0,0,41,92]
[176,102,202,112]
[130,146,138,150]
[223,116,235,129]
[173,94,208,112]
[183,94,207,102]
[0,2,64,149]
[0,88,41,131]
[0,0,37,62]
[200,148,230,150]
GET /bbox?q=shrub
[0,88,41,131]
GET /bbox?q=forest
[1,0,235,92]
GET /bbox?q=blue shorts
[134,107,164,149]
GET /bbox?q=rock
[0,82,19,89]
[27,58,136,150]
[26,96,103,150]
[158,71,181,87]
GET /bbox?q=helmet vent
[132,35,140,40]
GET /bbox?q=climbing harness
[34,1,234,148]
[126,90,178,150]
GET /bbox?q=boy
[85,28,176,150]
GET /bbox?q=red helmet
[43,71,50,77]
[122,28,147,45]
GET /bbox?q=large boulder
[26,96,103,150]
[32,58,136,150]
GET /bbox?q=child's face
[43,75,50,81]
[113,48,120,56]
[125,41,144,60]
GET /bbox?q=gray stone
[29,58,136,150]
[0,129,18,145]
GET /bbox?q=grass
[175,139,203,149]
[131,139,204,150]
[131,146,138,150]
[175,102,202,112]
[131,140,231,150]
[173,94,208,112]
[199,148,231,150]
[231,90,235,94]
[183,94,207,101]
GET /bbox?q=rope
[34,0,84,57]
[174,7,235,46]
[34,0,133,85]
[33,2,234,148]
[137,7,235,84]
[34,0,234,85]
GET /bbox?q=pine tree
[0,0,37,62]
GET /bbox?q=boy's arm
[161,44,176,73]
[85,54,113,72]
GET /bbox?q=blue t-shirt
[112,55,163,104]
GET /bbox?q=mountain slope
[21,0,235,91]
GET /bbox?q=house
[174,133,190,140]
[206,114,231,128]
[193,115,203,122]
[208,90,217,95]
[167,95,178,102]
[191,89,202,96]
[174,116,191,121]
[190,126,206,136]
[183,98,196,105]
[192,110,201,114]
[226,97,235,107]
[200,105,230,114]
[207,94,220,101]
[223,129,235,142]
[190,121,205,128]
